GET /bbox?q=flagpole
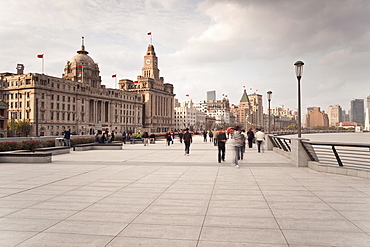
[42,56,44,74]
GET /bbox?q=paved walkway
[0,135,370,246]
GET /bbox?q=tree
[8,120,32,137]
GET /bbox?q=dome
[69,44,95,65]
[70,53,95,65]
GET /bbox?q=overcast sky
[1,0,370,114]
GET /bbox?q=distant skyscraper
[305,107,329,128]
[207,90,216,102]
[328,105,342,126]
[365,96,370,131]
[350,99,364,125]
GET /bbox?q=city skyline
[1,0,370,112]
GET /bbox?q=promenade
[0,135,370,246]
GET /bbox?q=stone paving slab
[0,135,369,246]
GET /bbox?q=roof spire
[77,36,88,55]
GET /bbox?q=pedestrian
[111,131,115,142]
[203,130,207,142]
[232,126,244,168]
[255,128,265,153]
[217,128,227,163]
[171,131,175,144]
[149,133,156,144]
[183,128,192,155]
[122,131,127,144]
[94,133,100,143]
[178,130,184,143]
[166,131,172,146]
[247,128,254,148]
[213,129,218,146]
[209,131,213,142]
[63,129,71,147]
[241,129,247,153]
[142,130,149,146]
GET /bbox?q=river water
[284,132,370,144]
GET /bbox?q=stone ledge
[73,143,123,151]
[0,152,52,163]
[35,146,71,155]
[308,161,369,180]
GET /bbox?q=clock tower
[142,45,160,81]
[119,44,175,133]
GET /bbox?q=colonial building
[0,42,147,136]
[232,89,263,129]
[194,97,231,128]
[119,45,175,133]
[0,100,8,137]
[174,99,206,131]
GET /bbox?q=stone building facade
[0,43,145,136]
[119,45,175,133]
[194,97,231,128]
[232,90,263,129]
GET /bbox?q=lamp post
[267,91,272,133]
[294,60,304,138]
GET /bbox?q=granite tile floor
[0,135,369,246]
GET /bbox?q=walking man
[183,128,192,155]
[217,128,227,163]
[232,126,243,168]
[247,128,254,148]
[142,130,149,146]
[178,130,184,143]
[255,128,265,153]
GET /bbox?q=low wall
[35,146,70,155]
[73,143,123,151]
[0,152,52,163]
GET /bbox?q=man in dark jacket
[183,128,192,155]
[142,130,149,146]
[247,128,255,148]
[217,128,227,163]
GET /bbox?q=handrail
[301,140,370,171]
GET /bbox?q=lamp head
[294,60,304,78]
[267,91,273,101]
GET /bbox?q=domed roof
[70,53,95,65]
[69,44,95,65]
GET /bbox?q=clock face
[146,59,151,65]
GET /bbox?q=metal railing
[301,140,370,171]
[269,135,370,171]
[269,135,291,152]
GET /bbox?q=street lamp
[267,91,272,133]
[294,60,304,138]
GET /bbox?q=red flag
[222,94,224,96]
[207,109,210,111]
[77,65,83,68]
[147,32,151,35]
[186,94,189,97]
[134,81,138,83]
[37,54,43,58]
[250,88,252,90]
[112,74,117,78]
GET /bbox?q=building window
[56,103,59,109]
[57,95,60,101]
[50,111,53,120]
[41,93,45,99]
[51,94,54,100]
[56,112,59,120]
[51,103,53,109]
[19,102,22,108]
